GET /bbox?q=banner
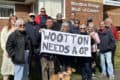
[41,29,91,57]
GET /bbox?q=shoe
[100,73,106,78]
[109,75,115,80]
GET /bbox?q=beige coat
[0,27,15,75]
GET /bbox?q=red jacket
[35,15,41,25]
[35,14,48,25]
[110,25,119,41]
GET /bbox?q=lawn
[115,41,120,69]
[0,41,120,80]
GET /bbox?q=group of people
[0,8,119,80]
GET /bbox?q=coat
[98,28,115,53]
[6,30,33,64]
[0,27,14,75]
[25,21,40,48]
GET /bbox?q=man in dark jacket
[6,18,33,80]
[105,18,119,68]
[25,13,41,79]
[40,17,55,80]
[98,21,115,80]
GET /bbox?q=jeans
[14,50,29,80]
[100,51,114,77]
[80,62,92,80]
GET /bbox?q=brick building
[0,0,104,29]
[104,0,120,27]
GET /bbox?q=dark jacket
[53,20,63,31]
[98,28,115,53]
[6,30,33,64]
[69,26,80,34]
[25,22,40,48]
[67,20,75,30]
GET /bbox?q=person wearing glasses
[35,8,48,27]
[98,21,115,80]
[79,24,92,80]
[6,18,33,80]
[1,15,17,80]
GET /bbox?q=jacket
[98,28,115,53]
[69,26,80,34]
[53,20,63,31]
[90,32,100,52]
[25,21,40,48]
[110,26,119,41]
[6,30,33,64]
[35,14,48,26]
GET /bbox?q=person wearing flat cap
[25,13,41,79]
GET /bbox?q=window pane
[44,0,64,18]
[0,5,14,18]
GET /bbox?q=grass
[115,41,120,69]
[0,39,120,80]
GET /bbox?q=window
[39,0,65,19]
[104,0,120,6]
[0,4,15,19]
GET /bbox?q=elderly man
[105,18,119,68]
[6,18,33,80]
[98,21,115,80]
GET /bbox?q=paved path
[72,70,120,80]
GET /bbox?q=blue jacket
[25,22,40,48]
[69,26,80,34]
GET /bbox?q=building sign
[65,0,103,26]
[71,1,101,13]
[104,0,120,6]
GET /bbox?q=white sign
[104,0,120,6]
[41,29,91,57]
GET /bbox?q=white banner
[41,29,91,57]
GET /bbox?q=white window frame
[38,0,66,19]
[0,4,15,19]
[104,0,120,6]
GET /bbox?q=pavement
[71,70,120,80]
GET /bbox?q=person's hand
[90,32,96,39]
[39,29,42,33]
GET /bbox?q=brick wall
[65,0,103,27]
[104,5,120,26]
